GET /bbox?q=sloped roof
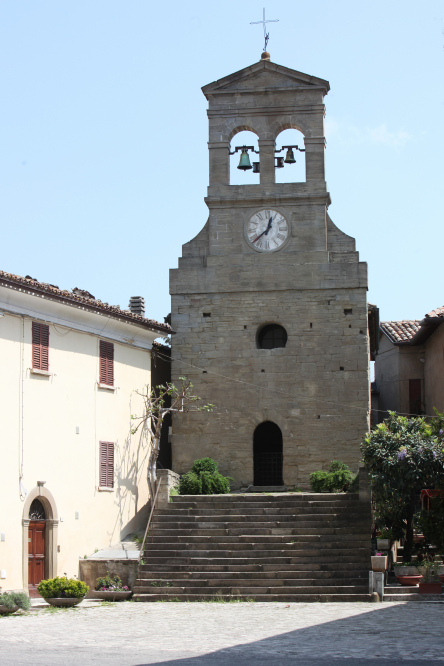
[425,305,444,319]
[202,60,330,97]
[380,304,444,346]
[0,270,172,335]
[380,320,421,344]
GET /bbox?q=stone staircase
[133,493,372,602]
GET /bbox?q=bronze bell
[252,162,260,173]
[275,156,284,169]
[284,148,296,164]
[237,148,252,171]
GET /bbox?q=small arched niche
[253,421,283,486]
[275,128,306,184]
[256,323,288,350]
[229,130,259,185]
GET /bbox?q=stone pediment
[202,60,330,98]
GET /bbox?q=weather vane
[250,8,279,54]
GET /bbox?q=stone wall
[79,559,139,597]
[170,286,369,489]
[169,59,370,489]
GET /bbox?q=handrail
[138,479,162,563]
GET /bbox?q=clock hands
[252,215,274,243]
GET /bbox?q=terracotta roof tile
[380,320,421,344]
[425,305,444,319]
[0,270,172,335]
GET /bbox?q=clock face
[245,209,289,252]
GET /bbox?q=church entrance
[253,421,283,486]
[28,499,46,597]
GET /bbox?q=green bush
[309,460,355,493]
[0,592,31,611]
[37,576,89,599]
[179,471,202,495]
[95,571,129,591]
[191,458,218,474]
[179,458,232,495]
[361,411,444,561]
[417,498,444,556]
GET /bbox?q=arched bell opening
[253,421,283,486]
[229,130,259,185]
[275,128,306,184]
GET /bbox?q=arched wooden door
[28,499,46,597]
[253,421,283,486]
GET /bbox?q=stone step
[136,569,369,580]
[144,537,370,557]
[135,577,368,589]
[133,592,373,603]
[137,493,371,602]
[383,592,444,602]
[159,503,366,513]
[156,509,369,518]
[150,516,370,534]
[170,494,360,503]
[133,584,370,595]
[143,545,370,556]
[142,555,370,566]
[150,526,370,537]
[144,534,370,545]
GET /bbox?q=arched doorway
[28,499,46,596]
[253,421,283,486]
[22,486,58,597]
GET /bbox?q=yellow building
[0,271,170,594]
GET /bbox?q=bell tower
[169,58,370,489]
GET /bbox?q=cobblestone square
[1,600,443,666]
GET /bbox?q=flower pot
[396,575,422,586]
[371,555,388,572]
[394,566,420,576]
[376,539,390,550]
[44,597,83,607]
[0,605,19,615]
[418,583,442,595]
[91,590,131,601]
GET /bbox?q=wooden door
[28,521,46,596]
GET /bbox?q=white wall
[0,293,158,591]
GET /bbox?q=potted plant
[37,576,89,607]
[418,561,442,595]
[371,552,388,572]
[0,592,31,614]
[394,560,422,586]
[91,572,131,601]
[376,528,392,551]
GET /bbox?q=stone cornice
[207,104,325,118]
[204,192,331,209]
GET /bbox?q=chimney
[128,296,145,317]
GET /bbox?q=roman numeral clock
[245,210,289,252]
[169,57,370,491]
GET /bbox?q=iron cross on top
[250,8,279,52]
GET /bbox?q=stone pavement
[1,600,443,666]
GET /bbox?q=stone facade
[169,60,370,489]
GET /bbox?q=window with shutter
[99,341,114,385]
[99,441,115,488]
[32,322,49,371]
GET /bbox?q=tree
[131,377,214,499]
[361,412,444,561]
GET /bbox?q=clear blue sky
[1,1,443,325]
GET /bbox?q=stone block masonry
[170,287,369,489]
[169,59,370,488]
